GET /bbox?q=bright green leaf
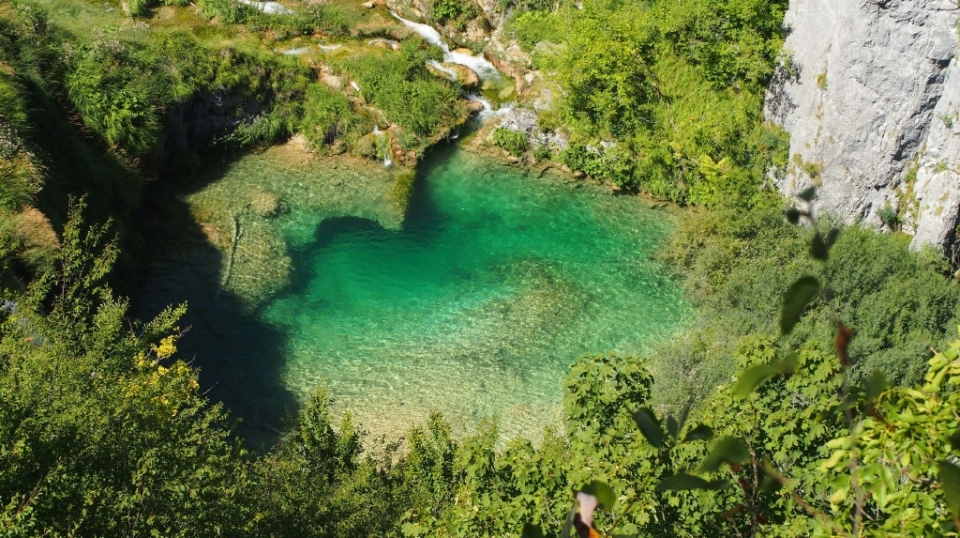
[829,486,850,505]
[732,363,777,399]
[939,460,960,516]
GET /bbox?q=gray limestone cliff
[765,0,960,254]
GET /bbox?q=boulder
[445,63,480,90]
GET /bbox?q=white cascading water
[373,126,393,167]
[238,0,293,15]
[427,60,459,81]
[390,11,503,81]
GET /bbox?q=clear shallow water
[137,143,689,445]
[262,147,690,440]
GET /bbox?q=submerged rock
[248,190,289,219]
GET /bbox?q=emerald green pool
[139,143,689,444]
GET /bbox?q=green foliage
[333,39,466,149]
[245,3,360,39]
[245,389,411,538]
[4,2,960,537]
[64,38,163,156]
[564,353,653,438]
[492,126,528,157]
[198,0,246,24]
[431,0,478,29]
[877,205,900,230]
[513,0,789,206]
[655,201,960,407]
[300,82,368,153]
[0,200,246,536]
[506,10,565,50]
[0,114,42,210]
[2,4,309,161]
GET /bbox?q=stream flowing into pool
[138,143,690,444]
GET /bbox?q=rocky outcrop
[910,51,960,251]
[766,0,960,251]
[495,107,568,152]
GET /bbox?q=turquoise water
[263,147,689,440]
[137,143,689,444]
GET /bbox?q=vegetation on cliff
[507,0,789,207]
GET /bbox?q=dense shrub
[64,39,164,155]
[654,200,960,407]
[332,39,466,149]
[491,126,527,157]
[510,0,789,207]
[299,82,368,153]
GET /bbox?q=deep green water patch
[137,143,690,444]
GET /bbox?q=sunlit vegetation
[330,38,468,146]
[492,126,528,157]
[508,0,790,207]
[3,0,960,535]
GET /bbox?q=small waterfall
[465,93,493,115]
[427,60,459,81]
[390,11,503,81]
[317,43,343,52]
[373,126,392,167]
[464,94,515,119]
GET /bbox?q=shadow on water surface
[132,152,298,451]
[277,141,456,300]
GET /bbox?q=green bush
[333,39,466,149]
[431,0,478,29]
[512,0,789,206]
[0,202,246,536]
[300,82,367,152]
[63,40,163,156]
[246,3,359,39]
[491,126,528,157]
[653,202,960,408]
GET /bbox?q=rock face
[765,0,960,251]
[496,108,568,152]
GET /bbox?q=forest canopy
[508,0,790,207]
